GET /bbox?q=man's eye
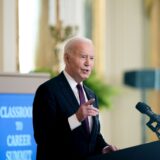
[81,55,86,58]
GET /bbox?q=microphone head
[135,102,151,114]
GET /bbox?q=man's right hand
[76,98,99,122]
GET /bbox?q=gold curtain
[35,0,54,70]
[92,0,106,78]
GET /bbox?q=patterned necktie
[76,83,90,134]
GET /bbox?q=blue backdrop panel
[0,94,36,160]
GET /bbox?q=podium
[87,140,160,160]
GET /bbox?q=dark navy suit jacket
[33,72,107,160]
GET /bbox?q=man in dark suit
[33,36,117,160]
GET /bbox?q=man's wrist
[68,114,81,130]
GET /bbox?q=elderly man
[33,36,117,160]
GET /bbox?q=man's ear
[64,53,70,64]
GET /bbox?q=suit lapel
[57,72,79,116]
[83,85,95,101]
[83,85,99,140]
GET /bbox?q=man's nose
[85,58,90,66]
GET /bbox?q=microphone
[135,102,160,123]
[136,102,160,139]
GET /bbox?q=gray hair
[64,36,93,54]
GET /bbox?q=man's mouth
[81,69,90,74]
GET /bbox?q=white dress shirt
[63,70,92,132]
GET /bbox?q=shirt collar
[63,70,83,90]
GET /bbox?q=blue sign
[0,94,36,160]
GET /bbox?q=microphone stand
[146,115,160,140]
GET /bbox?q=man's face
[65,42,94,83]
